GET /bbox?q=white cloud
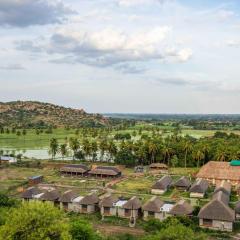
[17,26,192,68]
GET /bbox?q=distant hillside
[0,101,108,128]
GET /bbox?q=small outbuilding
[189,179,209,198]
[28,175,43,186]
[88,166,121,178]
[151,175,172,195]
[119,196,142,219]
[142,196,164,220]
[149,163,168,173]
[99,195,118,217]
[60,164,89,177]
[59,190,79,211]
[169,200,193,217]
[198,191,235,232]
[174,176,191,191]
[79,193,99,214]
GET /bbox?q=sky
[1,0,240,114]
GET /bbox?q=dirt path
[95,224,145,236]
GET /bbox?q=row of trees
[49,131,240,167]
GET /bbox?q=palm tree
[148,142,158,164]
[192,149,205,168]
[60,143,68,160]
[69,137,80,160]
[49,138,59,160]
[183,141,192,169]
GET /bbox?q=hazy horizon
[1,0,240,113]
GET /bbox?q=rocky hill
[0,101,108,128]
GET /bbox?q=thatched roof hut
[88,166,121,177]
[197,161,240,185]
[174,176,191,189]
[21,187,43,199]
[149,163,168,170]
[40,189,60,202]
[152,175,172,190]
[189,179,209,194]
[79,193,99,205]
[99,195,118,208]
[169,200,193,216]
[142,196,164,213]
[59,190,79,203]
[60,164,89,174]
[198,197,235,222]
[122,196,141,210]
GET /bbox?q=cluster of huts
[21,186,193,227]
[151,174,240,232]
[60,164,122,178]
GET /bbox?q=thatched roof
[149,163,168,169]
[235,201,240,214]
[99,195,118,208]
[169,200,193,216]
[198,199,235,222]
[40,189,60,201]
[152,175,172,190]
[212,190,230,205]
[89,166,121,176]
[197,161,240,182]
[122,196,141,210]
[214,181,231,196]
[60,164,89,173]
[189,179,209,193]
[21,187,42,199]
[142,196,164,213]
[79,193,99,205]
[174,176,191,188]
[59,190,79,203]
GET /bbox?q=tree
[60,143,68,160]
[49,138,59,160]
[70,219,101,240]
[69,138,80,160]
[183,141,192,169]
[0,201,71,240]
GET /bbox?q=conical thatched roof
[59,190,79,203]
[79,193,99,205]
[174,176,191,188]
[122,196,141,210]
[21,187,42,199]
[152,175,172,190]
[189,179,208,193]
[169,200,193,216]
[99,195,118,208]
[198,198,235,222]
[40,189,60,201]
[142,196,164,213]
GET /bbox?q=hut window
[202,219,212,226]
[148,211,155,216]
[104,207,110,214]
[82,204,88,211]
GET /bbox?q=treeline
[49,129,240,167]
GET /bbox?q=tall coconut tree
[49,138,59,160]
